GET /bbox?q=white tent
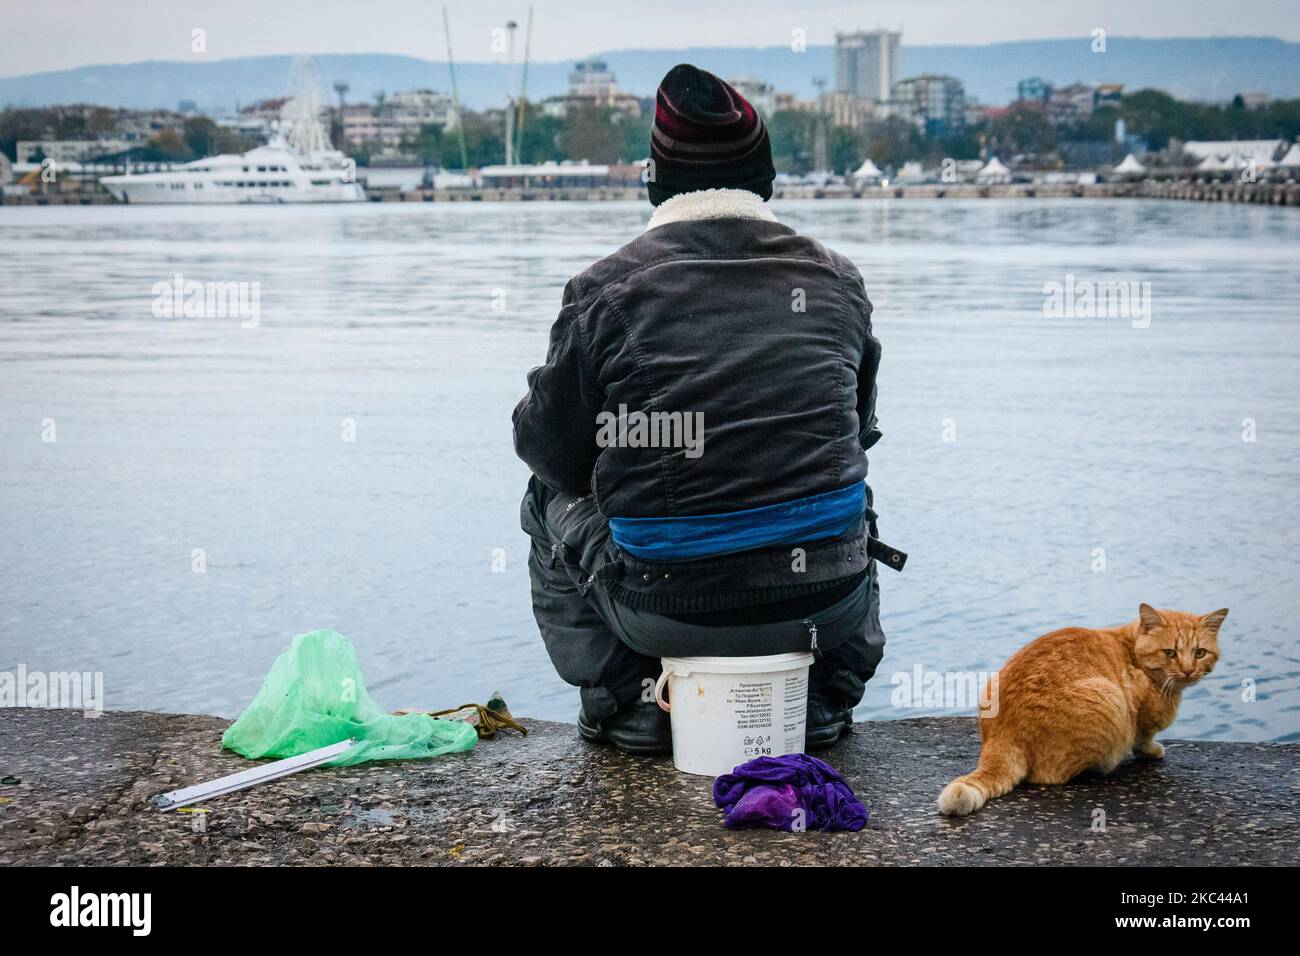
[1277,143,1300,168]
[1114,153,1147,175]
[851,158,883,181]
[897,160,925,182]
[1208,152,1274,175]
[977,156,1010,181]
[1183,139,1283,167]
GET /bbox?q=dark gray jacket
[513,194,883,602]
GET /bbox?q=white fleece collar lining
[646,188,777,232]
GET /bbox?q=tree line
[5,91,1298,171]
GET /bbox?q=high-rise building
[835,30,902,102]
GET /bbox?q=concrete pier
[5,180,1297,206]
[0,708,1294,866]
[386,181,1300,204]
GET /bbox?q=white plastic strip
[152,738,357,810]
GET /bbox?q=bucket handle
[654,668,672,713]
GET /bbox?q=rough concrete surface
[0,708,1294,866]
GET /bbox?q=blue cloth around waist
[609,483,866,561]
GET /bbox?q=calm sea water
[1,198,1297,742]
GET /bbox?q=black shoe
[578,699,673,755]
[805,693,853,751]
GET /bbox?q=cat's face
[1133,604,1228,690]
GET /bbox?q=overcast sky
[4,0,1298,77]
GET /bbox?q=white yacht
[100,57,364,205]
[100,143,364,204]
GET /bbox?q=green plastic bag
[221,629,477,766]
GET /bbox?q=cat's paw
[938,780,983,816]
[1136,739,1165,760]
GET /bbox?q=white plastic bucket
[653,652,814,777]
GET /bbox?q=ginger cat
[938,604,1227,817]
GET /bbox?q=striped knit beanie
[648,64,775,207]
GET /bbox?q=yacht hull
[99,144,366,205]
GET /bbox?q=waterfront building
[479,160,610,189]
[569,61,618,100]
[1046,84,1093,124]
[123,109,189,141]
[1095,83,1124,109]
[1277,143,1300,168]
[542,61,642,118]
[341,89,454,147]
[792,90,879,130]
[222,98,288,144]
[1017,77,1051,104]
[16,139,134,164]
[341,104,382,145]
[835,30,902,103]
[388,89,454,130]
[891,74,967,137]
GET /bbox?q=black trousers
[521,476,887,722]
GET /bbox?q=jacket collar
[646,188,778,232]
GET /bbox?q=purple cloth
[713,753,869,832]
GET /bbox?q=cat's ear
[1138,603,1165,631]
[1200,608,1229,634]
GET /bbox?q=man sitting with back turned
[514,64,902,754]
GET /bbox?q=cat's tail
[938,739,1027,816]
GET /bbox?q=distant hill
[1,37,1296,114]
